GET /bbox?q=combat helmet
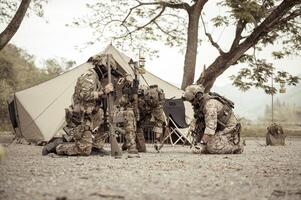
[183,84,205,101]
[87,54,121,78]
[138,85,148,97]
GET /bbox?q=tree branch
[229,20,246,51]
[153,21,177,39]
[119,6,166,39]
[0,0,31,50]
[122,0,190,25]
[200,14,225,55]
[197,0,301,91]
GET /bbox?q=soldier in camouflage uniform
[118,75,139,156]
[42,54,118,156]
[183,84,243,154]
[137,85,166,151]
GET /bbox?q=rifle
[131,61,147,152]
[107,54,122,158]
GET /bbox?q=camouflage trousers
[204,131,243,154]
[56,110,108,156]
[56,130,108,156]
[122,109,137,148]
[151,106,166,136]
[138,106,166,137]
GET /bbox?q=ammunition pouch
[217,105,232,131]
[72,111,82,125]
[65,107,82,127]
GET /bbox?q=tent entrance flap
[7,96,18,129]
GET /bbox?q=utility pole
[271,71,274,123]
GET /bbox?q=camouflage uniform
[184,85,243,154]
[137,85,166,146]
[55,68,108,156]
[118,79,138,153]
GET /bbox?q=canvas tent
[8,45,193,142]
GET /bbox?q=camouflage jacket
[192,94,234,135]
[138,86,165,116]
[72,68,103,114]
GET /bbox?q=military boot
[233,144,244,154]
[128,144,140,158]
[154,140,162,152]
[136,131,146,152]
[121,142,128,151]
[42,138,65,155]
[91,147,110,156]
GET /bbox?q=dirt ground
[1,137,301,200]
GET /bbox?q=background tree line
[0,44,75,130]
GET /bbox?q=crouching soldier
[42,54,120,156]
[137,85,166,152]
[183,84,243,154]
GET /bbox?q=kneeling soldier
[42,55,120,156]
[183,84,243,154]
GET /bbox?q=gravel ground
[1,137,301,200]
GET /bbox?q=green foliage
[0,44,66,130]
[231,55,300,94]
[211,15,229,27]
[0,0,48,25]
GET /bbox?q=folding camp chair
[161,117,191,146]
[160,98,193,147]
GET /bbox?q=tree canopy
[75,0,301,93]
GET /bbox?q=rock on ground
[0,137,301,200]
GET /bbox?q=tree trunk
[181,0,207,90]
[197,0,300,92]
[0,0,31,51]
[181,12,199,90]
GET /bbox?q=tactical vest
[144,85,165,108]
[192,92,234,131]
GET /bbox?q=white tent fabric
[12,45,193,142]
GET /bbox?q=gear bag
[266,123,285,146]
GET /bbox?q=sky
[1,0,300,89]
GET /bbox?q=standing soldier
[182,84,243,154]
[137,84,166,152]
[42,54,120,156]
[118,75,140,157]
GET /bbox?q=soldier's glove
[201,134,210,144]
[104,83,114,94]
